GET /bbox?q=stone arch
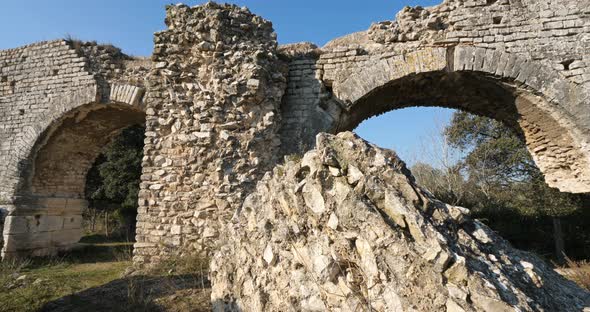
[320,47,590,193]
[2,83,145,259]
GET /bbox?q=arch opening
[84,124,145,243]
[332,70,590,194]
[2,103,145,258]
[353,106,590,262]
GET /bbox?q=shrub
[563,258,590,291]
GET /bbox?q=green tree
[85,124,145,239]
[445,112,536,189]
[443,111,583,262]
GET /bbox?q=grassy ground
[0,235,210,312]
[3,234,587,312]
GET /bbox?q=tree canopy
[412,111,589,261]
[431,111,582,218]
[85,124,145,235]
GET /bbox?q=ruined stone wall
[286,0,590,125]
[0,41,99,258]
[0,40,148,202]
[1,0,590,261]
[279,56,327,155]
[133,3,287,264]
[368,0,590,89]
[278,0,590,193]
[0,40,148,258]
[0,41,98,203]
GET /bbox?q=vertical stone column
[133,3,287,264]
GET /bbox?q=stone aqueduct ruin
[0,0,589,261]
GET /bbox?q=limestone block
[35,215,66,233]
[50,228,83,246]
[3,232,51,251]
[3,216,29,235]
[62,215,83,230]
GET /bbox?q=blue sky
[0,0,453,165]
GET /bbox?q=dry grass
[125,252,212,311]
[0,235,211,312]
[0,258,129,312]
[0,235,133,312]
[63,34,87,52]
[63,34,122,56]
[560,258,590,291]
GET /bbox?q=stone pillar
[133,3,287,264]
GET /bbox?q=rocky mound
[210,132,590,311]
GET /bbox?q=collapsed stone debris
[211,132,590,311]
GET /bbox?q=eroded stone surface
[1,0,590,260]
[132,3,287,263]
[211,132,590,311]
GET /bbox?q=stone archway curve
[325,46,590,194]
[2,82,146,259]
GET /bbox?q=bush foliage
[85,125,145,238]
[412,111,590,262]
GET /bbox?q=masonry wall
[280,0,590,136]
[0,39,149,258]
[0,41,98,203]
[133,3,287,264]
[278,0,590,193]
[279,57,331,155]
[1,0,589,261]
[367,0,590,90]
